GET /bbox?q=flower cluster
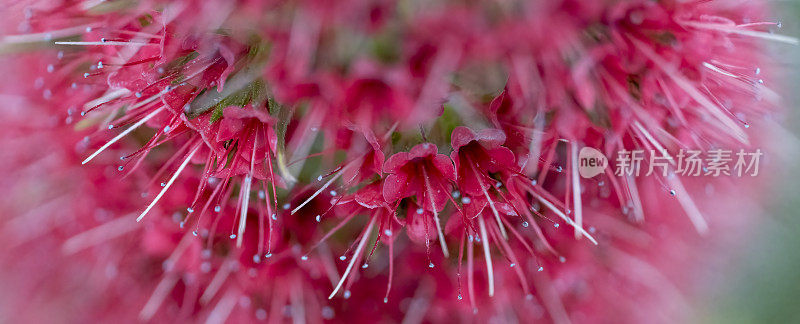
[0,0,790,322]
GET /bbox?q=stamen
[570,143,584,239]
[236,175,252,248]
[329,217,376,299]
[535,195,598,245]
[139,275,179,320]
[54,41,158,46]
[137,145,200,222]
[422,167,450,258]
[82,107,164,165]
[477,217,494,296]
[666,176,708,234]
[291,160,354,215]
[680,20,799,45]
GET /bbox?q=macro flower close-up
[1,0,799,323]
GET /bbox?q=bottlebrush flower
[0,0,793,323]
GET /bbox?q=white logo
[578,147,607,178]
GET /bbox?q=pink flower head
[0,0,789,322]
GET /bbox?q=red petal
[382,173,409,203]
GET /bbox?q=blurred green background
[699,1,800,323]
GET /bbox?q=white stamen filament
[571,143,584,240]
[667,176,709,234]
[54,41,158,46]
[482,186,508,240]
[625,175,645,222]
[535,196,598,245]
[680,21,799,45]
[423,167,450,258]
[201,261,233,304]
[329,217,376,299]
[478,217,494,296]
[62,215,137,254]
[633,121,675,165]
[137,145,200,222]
[291,161,354,215]
[1,25,95,44]
[702,62,739,79]
[204,290,238,324]
[236,175,252,248]
[83,88,131,111]
[82,107,164,165]
[139,274,179,320]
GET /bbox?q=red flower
[383,143,456,212]
[383,143,456,257]
[450,126,517,197]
